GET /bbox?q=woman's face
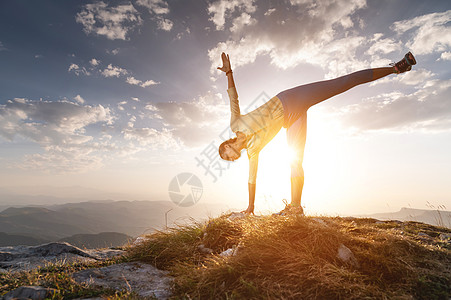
[222,144,241,161]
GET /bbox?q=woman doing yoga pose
[217,52,416,215]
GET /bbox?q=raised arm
[217,52,235,89]
[218,53,241,129]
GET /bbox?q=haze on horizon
[0,0,450,216]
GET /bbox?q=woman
[217,52,416,215]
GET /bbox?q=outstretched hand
[217,52,232,73]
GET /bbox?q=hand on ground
[241,205,254,215]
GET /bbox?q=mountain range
[0,200,229,247]
[359,207,451,228]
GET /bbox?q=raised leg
[277,67,395,127]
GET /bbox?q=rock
[30,242,97,258]
[219,244,242,257]
[312,218,327,226]
[439,233,451,241]
[219,248,235,257]
[132,236,150,246]
[0,242,125,272]
[197,244,213,254]
[418,232,430,238]
[72,261,172,299]
[337,244,359,268]
[1,285,57,300]
[227,212,246,221]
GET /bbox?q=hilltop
[1,213,450,299]
[129,213,451,299]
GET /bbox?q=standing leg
[287,113,307,208]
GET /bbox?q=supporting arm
[244,183,256,214]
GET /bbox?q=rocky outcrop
[1,286,57,300]
[73,262,173,299]
[0,242,173,299]
[0,242,124,272]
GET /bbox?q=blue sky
[0,0,450,215]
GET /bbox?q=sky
[0,0,450,216]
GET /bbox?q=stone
[439,233,451,241]
[227,212,246,221]
[418,232,430,238]
[0,242,125,272]
[197,244,213,254]
[311,218,327,226]
[72,261,172,300]
[337,244,359,268]
[1,285,56,300]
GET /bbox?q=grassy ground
[128,214,451,299]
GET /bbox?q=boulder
[1,285,56,300]
[337,244,359,268]
[0,242,124,272]
[72,261,172,299]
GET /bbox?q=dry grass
[127,214,451,299]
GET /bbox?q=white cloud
[18,146,104,174]
[208,0,257,31]
[126,76,159,88]
[208,0,367,75]
[90,58,100,66]
[74,95,85,104]
[34,54,43,59]
[76,1,142,40]
[117,101,127,111]
[264,8,276,16]
[136,0,169,14]
[101,64,128,77]
[0,41,6,51]
[157,17,173,31]
[438,51,451,61]
[0,98,115,172]
[131,97,140,102]
[108,48,120,55]
[230,13,257,33]
[339,78,451,132]
[366,33,402,56]
[143,92,229,147]
[68,63,79,72]
[370,69,435,87]
[68,63,91,76]
[140,79,159,87]
[136,0,173,32]
[122,126,179,149]
[391,10,451,55]
[126,76,141,85]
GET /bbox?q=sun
[240,109,345,214]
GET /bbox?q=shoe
[273,203,305,216]
[391,52,416,74]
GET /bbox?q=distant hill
[0,200,229,245]
[58,232,133,249]
[358,207,451,228]
[0,232,50,246]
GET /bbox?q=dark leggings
[277,69,374,128]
